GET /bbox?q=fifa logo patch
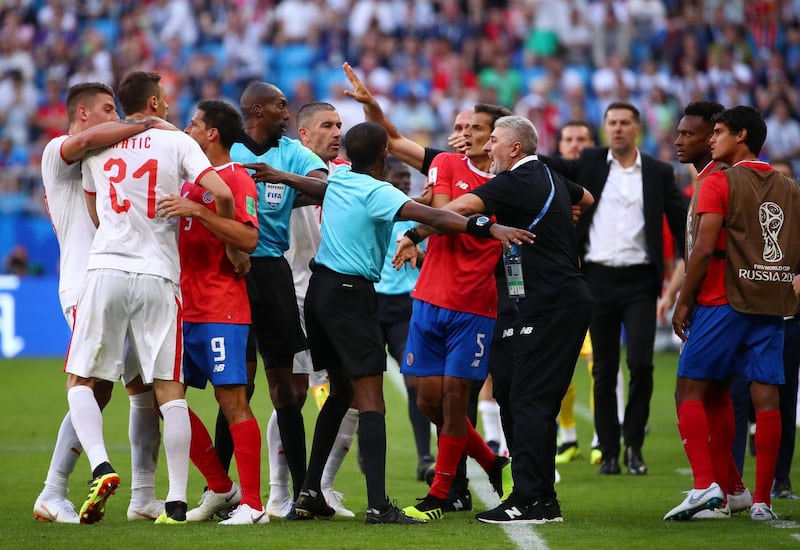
[759,201,784,262]
[406,352,414,366]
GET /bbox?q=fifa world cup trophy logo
[759,201,784,263]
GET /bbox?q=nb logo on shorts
[213,364,225,372]
[406,353,414,366]
[470,359,480,368]
[519,326,533,335]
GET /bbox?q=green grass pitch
[1,352,798,549]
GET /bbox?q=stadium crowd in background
[3,0,800,225]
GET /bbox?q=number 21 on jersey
[104,158,159,218]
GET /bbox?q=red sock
[231,417,262,510]
[704,389,740,495]
[754,410,781,506]
[188,408,232,493]
[464,418,496,473]
[677,400,715,489]
[430,433,466,500]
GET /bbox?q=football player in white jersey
[64,71,235,525]
[35,82,171,524]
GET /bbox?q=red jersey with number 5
[81,129,214,284]
[179,162,258,324]
[412,153,501,318]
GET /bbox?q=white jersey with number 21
[82,129,214,285]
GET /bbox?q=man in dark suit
[541,102,688,476]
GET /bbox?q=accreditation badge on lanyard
[503,165,556,299]
[264,182,285,209]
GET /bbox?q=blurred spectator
[478,46,523,108]
[0,69,38,147]
[150,0,198,48]
[3,245,42,276]
[4,0,800,219]
[763,96,800,164]
[33,76,67,140]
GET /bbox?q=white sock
[616,369,625,425]
[129,390,160,504]
[478,400,502,445]
[159,399,190,504]
[321,407,358,490]
[560,426,577,444]
[267,409,290,502]
[67,385,109,471]
[40,412,82,499]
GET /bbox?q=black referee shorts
[305,263,386,379]
[245,256,307,368]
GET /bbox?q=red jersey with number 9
[179,163,258,323]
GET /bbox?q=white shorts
[63,302,142,385]
[65,269,183,384]
[62,305,76,330]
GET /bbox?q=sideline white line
[385,357,550,550]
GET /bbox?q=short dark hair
[197,99,242,150]
[558,120,593,142]
[713,105,767,156]
[297,102,336,129]
[605,101,640,123]
[683,101,725,124]
[66,82,114,122]
[474,103,513,128]
[117,71,161,116]
[344,121,387,167]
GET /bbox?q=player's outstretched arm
[61,117,172,163]
[242,164,327,201]
[342,62,425,171]
[391,199,533,269]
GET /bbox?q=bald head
[240,81,283,113]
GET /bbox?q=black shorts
[246,256,307,369]
[305,264,386,379]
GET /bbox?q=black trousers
[510,301,592,501]
[584,263,658,458]
[488,289,518,451]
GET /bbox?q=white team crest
[456,181,469,190]
[759,201,784,262]
[264,183,285,209]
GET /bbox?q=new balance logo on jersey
[456,181,469,190]
[519,326,533,335]
[504,506,523,519]
[213,364,225,373]
[502,328,514,338]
